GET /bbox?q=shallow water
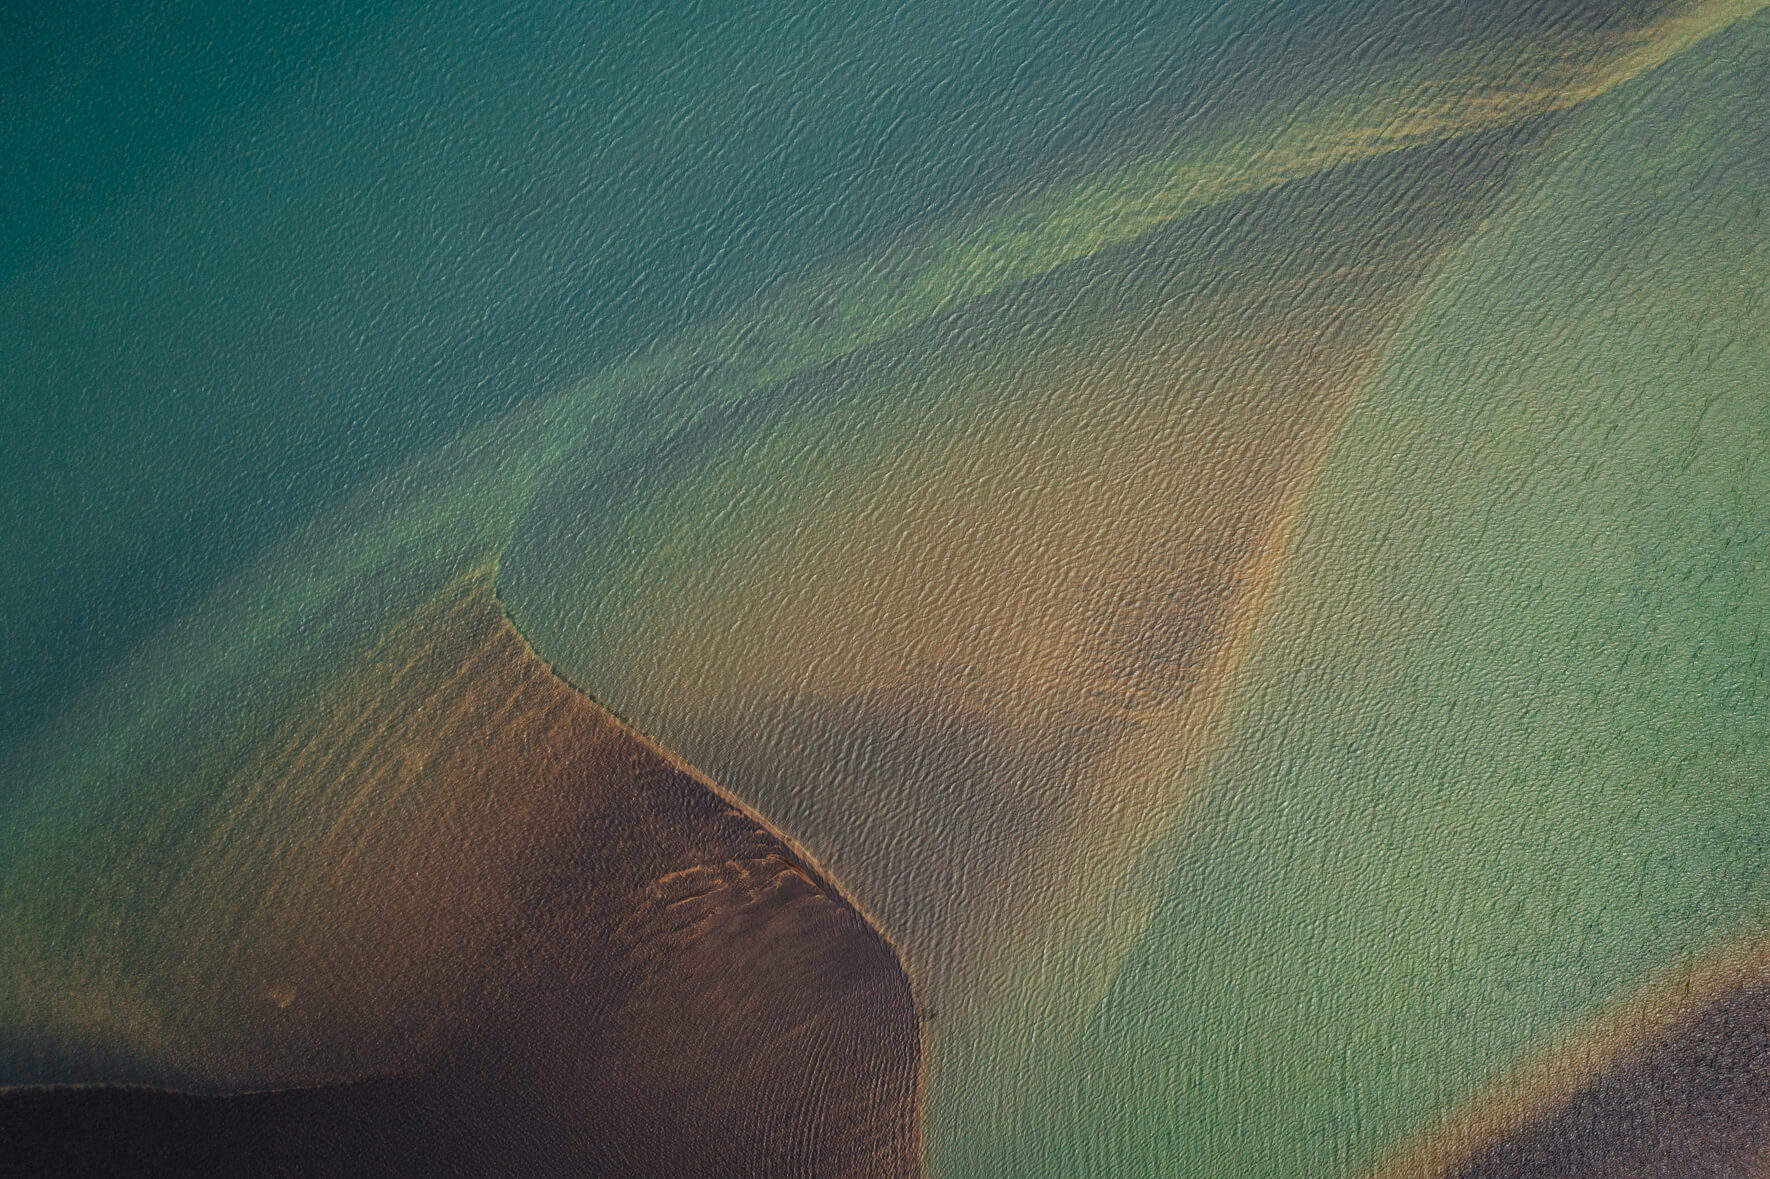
[4,2,1768,1175]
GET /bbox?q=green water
[2,2,1767,1174]
[1025,14,1770,1176]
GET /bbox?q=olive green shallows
[1017,13,1770,1179]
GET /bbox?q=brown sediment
[1,567,920,1177]
[502,117,1568,1031]
[1365,938,1770,1179]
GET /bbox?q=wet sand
[1451,979,1770,1178]
[1368,945,1770,1178]
[0,569,919,1176]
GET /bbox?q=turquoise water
[0,0,1671,757]
[4,2,1767,1174]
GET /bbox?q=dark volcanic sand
[1446,976,1770,1179]
[0,572,920,1177]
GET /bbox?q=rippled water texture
[3,1,1767,1174]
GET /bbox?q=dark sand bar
[0,570,920,1176]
